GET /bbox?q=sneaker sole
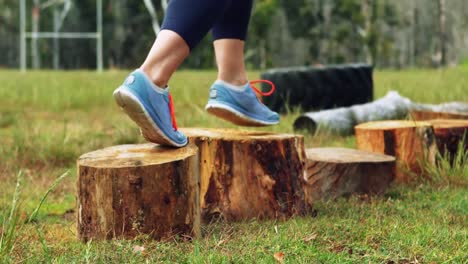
[205,102,279,127]
[113,87,187,147]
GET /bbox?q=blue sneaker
[205,80,280,126]
[113,69,187,147]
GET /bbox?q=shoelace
[249,80,275,98]
[168,93,178,131]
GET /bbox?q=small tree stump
[304,148,395,203]
[410,110,468,121]
[181,128,309,221]
[355,121,437,182]
[428,119,468,161]
[77,144,200,241]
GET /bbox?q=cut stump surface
[355,120,437,182]
[304,148,395,203]
[181,128,309,221]
[77,144,200,241]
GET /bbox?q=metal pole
[26,32,99,38]
[32,0,41,69]
[96,0,103,72]
[20,0,26,71]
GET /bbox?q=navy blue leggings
[161,0,253,50]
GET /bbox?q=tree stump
[181,128,309,221]
[304,148,395,204]
[410,110,468,121]
[428,119,468,162]
[77,144,200,241]
[355,121,437,182]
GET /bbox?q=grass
[424,135,468,187]
[0,172,22,263]
[0,68,467,263]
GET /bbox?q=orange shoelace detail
[168,93,178,131]
[249,80,275,98]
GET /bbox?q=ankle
[140,65,169,88]
[217,73,248,86]
[217,77,248,86]
[215,80,247,91]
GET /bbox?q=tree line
[1,0,467,70]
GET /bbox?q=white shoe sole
[113,87,187,147]
[205,102,279,127]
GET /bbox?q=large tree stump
[181,128,309,221]
[304,148,395,204]
[355,121,437,182]
[427,119,468,161]
[77,144,200,241]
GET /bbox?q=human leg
[140,30,189,88]
[114,0,230,147]
[141,0,230,87]
[212,0,252,85]
[213,39,248,86]
[205,0,279,126]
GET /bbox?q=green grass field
[0,68,467,263]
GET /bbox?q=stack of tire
[260,64,373,113]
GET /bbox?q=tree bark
[438,0,447,66]
[428,119,468,162]
[304,148,395,204]
[410,110,468,121]
[181,128,310,222]
[294,91,411,135]
[362,0,373,65]
[355,121,437,182]
[412,5,420,66]
[77,144,200,241]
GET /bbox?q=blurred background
[1,0,468,70]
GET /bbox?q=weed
[35,224,52,263]
[0,171,22,263]
[0,170,68,263]
[424,136,468,187]
[27,171,69,223]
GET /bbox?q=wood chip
[274,252,284,263]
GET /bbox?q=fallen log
[260,64,374,113]
[355,121,437,182]
[181,128,309,221]
[304,148,395,204]
[294,91,468,135]
[77,144,200,241]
